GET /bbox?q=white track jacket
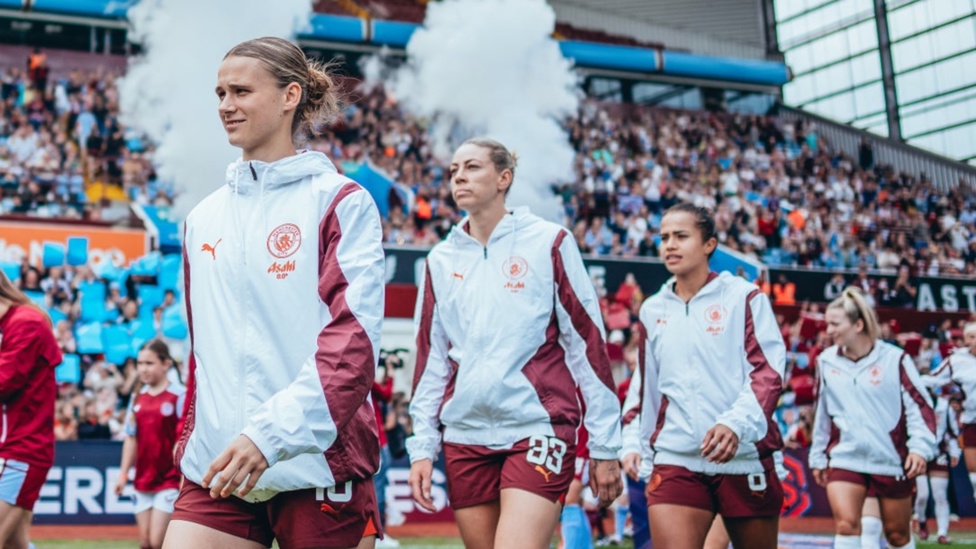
[407,207,622,463]
[809,342,937,476]
[177,152,385,502]
[925,348,976,425]
[627,272,786,478]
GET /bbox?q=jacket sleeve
[948,407,961,459]
[635,309,662,481]
[619,365,642,460]
[0,314,59,401]
[900,352,937,461]
[922,357,953,388]
[241,186,385,467]
[715,289,785,449]
[551,231,621,460]
[808,362,831,470]
[406,261,453,463]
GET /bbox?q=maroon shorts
[0,458,49,511]
[927,455,951,474]
[170,478,380,549]
[963,423,976,447]
[443,436,576,509]
[827,468,914,499]
[644,464,783,518]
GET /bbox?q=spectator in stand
[823,273,845,301]
[114,340,184,549]
[54,400,79,441]
[77,396,111,440]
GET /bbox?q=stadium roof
[549,0,768,60]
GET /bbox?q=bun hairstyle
[461,137,518,195]
[224,36,342,142]
[827,287,880,340]
[662,202,718,257]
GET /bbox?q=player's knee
[884,528,911,547]
[835,518,860,536]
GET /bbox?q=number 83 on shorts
[525,435,568,477]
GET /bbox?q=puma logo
[201,239,222,260]
[534,465,554,483]
[452,272,464,280]
[320,502,347,516]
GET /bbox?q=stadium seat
[77,281,114,323]
[23,290,46,309]
[55,353,82,385]
[161,306,188,340]
[75,322,104,354]
[48,307,67,325]
[66,236,89,266]
[101,324,133,365]
[0,262,19,282]
[129,319,158,352]
[42,242,65,268]
[159,254,181,292]
[130,252,162,277]
[138,284,165,312]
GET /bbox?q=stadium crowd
[4,59,975,277]
[318,87,976,277]
[4,51,976,548]
[0,63,169,220]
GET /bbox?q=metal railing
[772,103,976,191]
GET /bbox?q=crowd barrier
[36,442,976,524]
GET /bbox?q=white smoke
[373,0,580,221]
[119,0,313,217]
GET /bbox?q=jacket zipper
[237,164,258,430]
[1,404,7,444]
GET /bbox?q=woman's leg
[494,488,562,549]
[928,471,951,539]
[161,521,266,549]
[454,501,502,549]
[703,515,730,549]
[724,515,778,549]
[0,503,30,549]
[134,508,152,549]
[148,508,173,549]
[862,496,884,547]
[878,496,914,548]
[647,504,714,549]
[561,479,593,549]
[826,481,869,549]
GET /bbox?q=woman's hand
[408,459,437,512]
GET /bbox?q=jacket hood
[225,150,337,195]
[659,270,730,300]
[447,206,536,247]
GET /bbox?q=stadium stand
[2,41,975,496]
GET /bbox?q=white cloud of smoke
[368,0,580,221]
[119,0,312,217]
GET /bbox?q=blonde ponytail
[827,287,880,340]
